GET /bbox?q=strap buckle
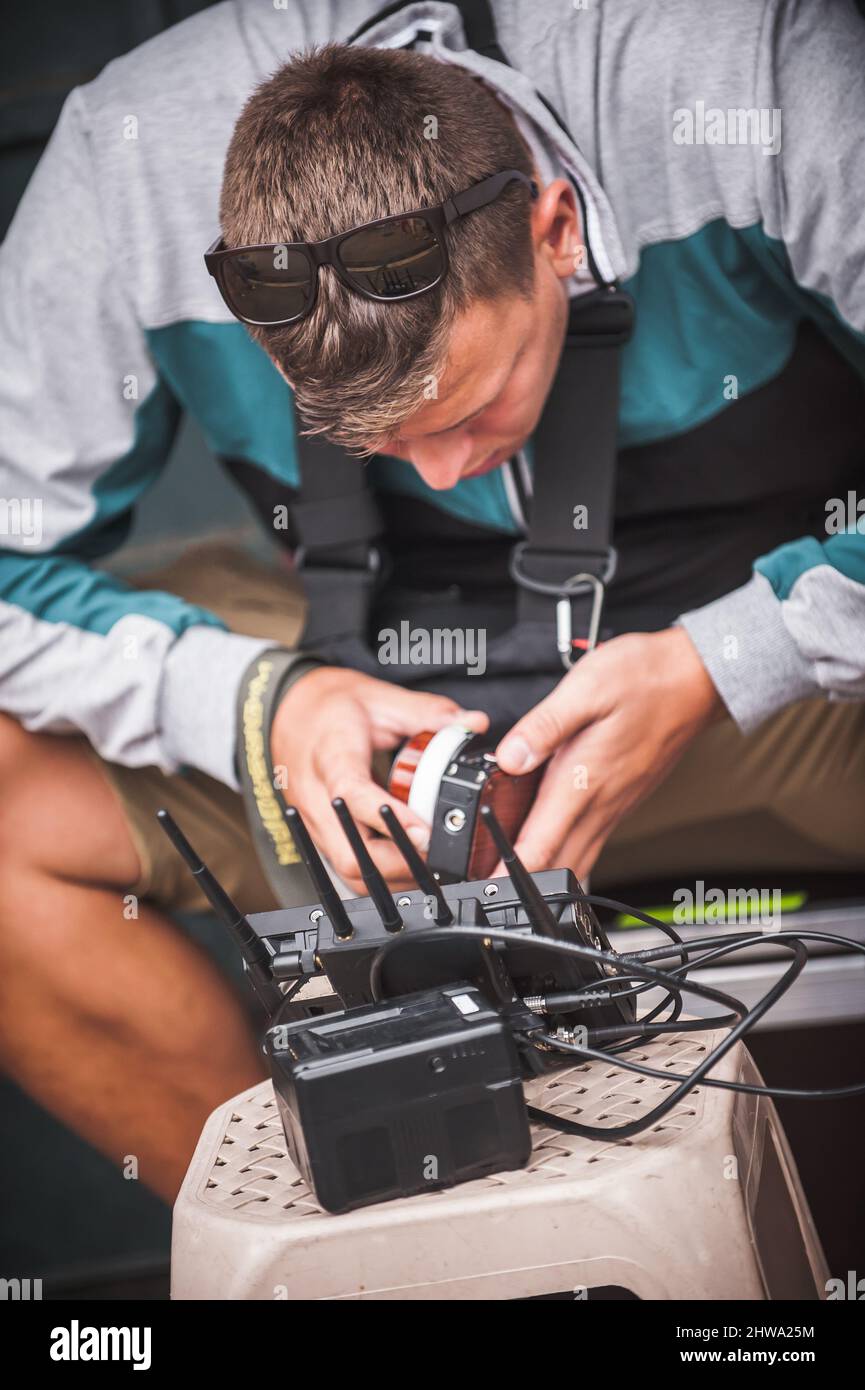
[510,542,617,670]
[294,543,381,575]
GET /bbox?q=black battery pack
[265,983,531,1214]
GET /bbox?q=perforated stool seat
[171,1026,827,1300]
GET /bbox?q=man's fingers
[324,799,424,891]
[312,697,394,819]
[282,692,442,889]
[366,683,489,744]
[559,827,607,882]
[494,665,599,774]
[296,779,419,890]
[509,744,602,872]
[317,704,438,858]
[329,774,431,849]
[316,720,430,839]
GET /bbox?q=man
[1,0,864,1202]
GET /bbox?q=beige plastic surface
[172,1026,828,1300]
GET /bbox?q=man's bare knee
[0,715,140,886]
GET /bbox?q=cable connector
[552,1024,588,1048]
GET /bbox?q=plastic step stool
[171,1026,828,1300]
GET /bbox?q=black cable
[597,952,687,1051]
[578,931,809,1057]
[532,1027,865,1102]
[541,979,670,1011]
[585,894,688,956]
[527,987,689,1059]
[582,893,693,1003]
[324,865,865,1145]
[560,928,816,1021]
[280,974,310,1006]
[570,931,809,1066]
[586,893,685,940]
[528,930,865,1113]
[582,1013,741,1040]
[368,922,748,1014]
[526,935,811,1139]
[369,921,760,1138]
[367,913,865,1137]
[610,928,865,1100]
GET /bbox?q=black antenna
[156,809,284,1014]
[283,805,353,940]
[378,804,453,925]
[331,798,402,933]
[480,805,560,938]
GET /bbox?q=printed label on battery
[451,992,480,1015]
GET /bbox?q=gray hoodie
[1,0,864,787]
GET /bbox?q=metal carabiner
[555,572,606,670]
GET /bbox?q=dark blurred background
[1,0,863,1301]
[1,0,262,576]
[0,0,244,1302]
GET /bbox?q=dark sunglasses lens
[221,246,313,324]
[338,217,443,298]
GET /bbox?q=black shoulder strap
[512,287,633,659]
[289,434,381,562]
[450,0,509,63]
[348,0,508,61]
[289,432,384,648]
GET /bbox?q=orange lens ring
[388,730,437,804]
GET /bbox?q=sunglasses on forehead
[204,168,538,327]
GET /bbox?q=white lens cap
[407,724,475,826]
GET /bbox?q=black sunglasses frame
[205,168,539,327]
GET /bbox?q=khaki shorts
[90,541,865,912]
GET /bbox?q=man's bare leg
[0,715,266,1204]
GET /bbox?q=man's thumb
[495,684,589,774]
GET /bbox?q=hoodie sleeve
[0,87,274,787]
[679,0,865,731]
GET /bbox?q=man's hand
[271,666,488,894]
[494,627,725,878]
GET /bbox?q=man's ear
[531,177,583,281]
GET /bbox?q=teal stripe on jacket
[0,377,224,636]
[149,219,855,535]
[11,217,862,639]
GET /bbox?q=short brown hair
[220,43,536,454]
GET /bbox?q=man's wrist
[233,647,331,787]
[677,573,820,733]
[234,647,333,903]
[275,653,331,706]
[662,625,726,730]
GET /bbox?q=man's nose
[405,432,474,490]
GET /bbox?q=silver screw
[443,808,466,833]
[397,896,412,907]
[309,909,323,923]
[483,883,499,898]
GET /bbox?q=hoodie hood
[344,0,626,286]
